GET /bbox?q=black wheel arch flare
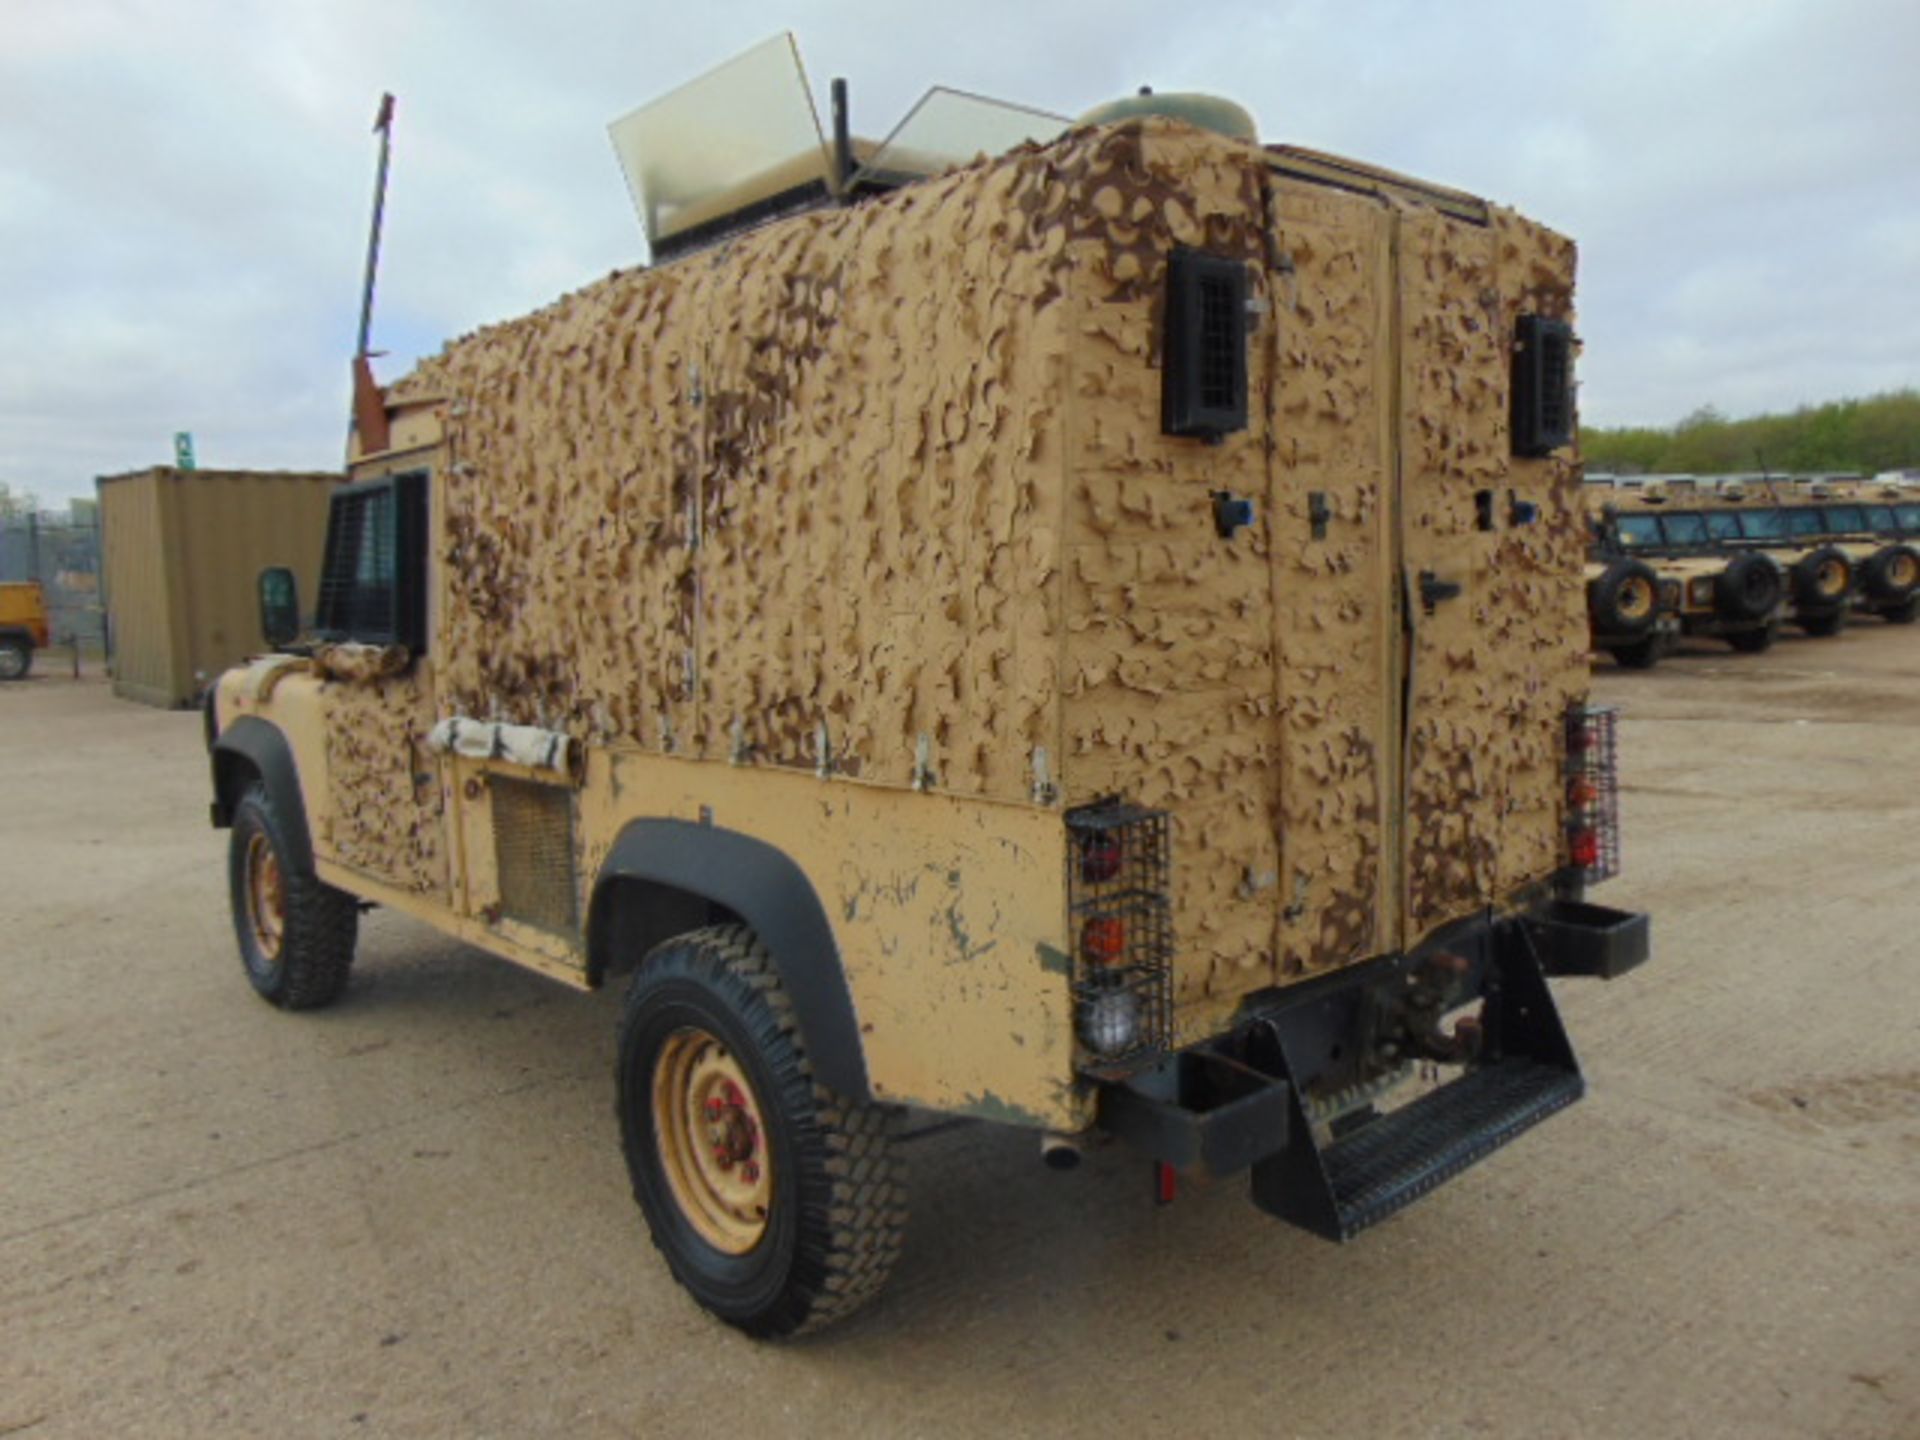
[589,820,870,1103]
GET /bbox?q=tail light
[1065,800,1172,1069]
[1566,704,1621,884]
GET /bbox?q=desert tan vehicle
[205,44,1648,1337]
[1790,482,1920,624]
[0,580,50,680]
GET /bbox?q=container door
[1394,207,1585,942]
[1266,183,1403,978]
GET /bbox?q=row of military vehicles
[1585,476,1920,667]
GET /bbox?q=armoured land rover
[206,40,1649,1337]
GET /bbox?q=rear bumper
[1095,897,1649,1236]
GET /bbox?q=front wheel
[617,925,905,1338]
[228,783,359,1008]
[1883,597,1919,625]
[1798,611,1845,638]
[1727,625,1776,654]
[0,639,29,681]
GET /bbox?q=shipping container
[97,467,340,707]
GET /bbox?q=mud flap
[1250,924,1584,1242]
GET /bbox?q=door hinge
[1418,571,1463,613]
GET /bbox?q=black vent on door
[1163,249,1249,440]
[1512,315,1574,457]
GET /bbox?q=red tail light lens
[1081,916,1126,966]
[1569,830,1601,869]
[1079,833,1124,884]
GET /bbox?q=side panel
[320,667,451,899]
[578,750,1080,1130]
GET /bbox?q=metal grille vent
[1065,800,1173,1072]
[1163,248,1249,439]
[1512,314,1575,457]
[1566,704,1621,884]
[492,777,579,934]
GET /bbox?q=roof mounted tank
[1076,87,1258,143]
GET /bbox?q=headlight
[1688,578,1715,606]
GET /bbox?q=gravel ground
[2,629,1916,1439]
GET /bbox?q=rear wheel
[617,925,905,1338]
[1798,611,1845,638]
[1727,625,1776,654]
[0,639,29,681]
[1884,597,1919,625]
[228,783,358,1008]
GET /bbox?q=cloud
[2,0,1916,503]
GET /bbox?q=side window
[1864,505,1897,534]
[316,471,429,651]
[1786,509,1822,538]
[1898,504,1920,534]
[1740,509,1788,540]
[1617,515,1662,547]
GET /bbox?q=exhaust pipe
[1040,1133,1083,1171]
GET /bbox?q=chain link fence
[0,513,108,659]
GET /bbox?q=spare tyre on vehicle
[1713,551,1783,626]
[1587,557,1660,639]
[1789,545,1854,635]
[1860,543,1920,617]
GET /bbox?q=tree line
[1580,389,1920,477]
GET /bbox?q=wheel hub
[244,832,286,962]
[653,1027,773,1253]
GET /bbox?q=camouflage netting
[381,117,1584,1023]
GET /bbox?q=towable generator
[207,39,1649,1336]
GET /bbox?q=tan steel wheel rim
[1817,559,1849,599]
[1617,576,1655,622]
[1892,553,1919,589]
[244,832,286,961]
[652,1026,773,1254]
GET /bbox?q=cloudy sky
[4,0,1917,504]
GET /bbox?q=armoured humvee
[207,39,1649,1336]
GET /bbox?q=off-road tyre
[617,924,905,1338]
[1883,596,1919,625]
[1797,610,1845,638]
[1609,637,1659,669]
[1727,624,1777,654]
[1587,559,1661,640]
[1789,545,1853,611]
[1861,544,1920,608]
[1714,553,1783,625]
[228,782,358,1009]
[0,638,30,681]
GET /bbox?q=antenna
[350,94,396,457]
[357,93,396,358]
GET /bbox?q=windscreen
[1740,509,1790,540]
[1864,505,1898,534]
[1823,505,1867,534]
[1898,504,1920,532]
[1617,515,1663,546]
[1786,510,1823,537]
[1703,512,1742,540]
[1663,513,1709,546]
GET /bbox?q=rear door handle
[1418,571,1463,613]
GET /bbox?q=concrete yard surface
[2,627,1917,1439]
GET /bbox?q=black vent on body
[1512,315,1574,457]
[1163,249,1249,440]
[315,471,428,651]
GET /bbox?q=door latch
[1418,571,1463,613]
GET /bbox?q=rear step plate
[1251,1060,1583,1240]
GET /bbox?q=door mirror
[258,566,300,649]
